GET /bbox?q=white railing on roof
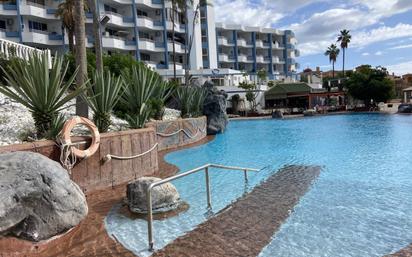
[0,38,52,68]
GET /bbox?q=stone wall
[146,116,207,151]
[0,128,158,193]
[0,117,207,193]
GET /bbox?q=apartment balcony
[22,30,63,45]
[272,56,280,63]
[263,56,271,63]
[262,41,270,48]
[0,3,17,14]
[294,49,300,57]
[136,15,163,30]
[165,21,185,33]
[255,39,264,48]
[138,38,164,52]
[255,55,265,63]
[133,0,163,9]
[20,1,59,19]
[105,12,134,27]
[169,62,183,70]
[237,54,248,62]
[237,38,247,48]
[0,31,19,43]
[167,40,185,53]
[102,35,136,51]
[218,53,235,62]
[217,36,234,46]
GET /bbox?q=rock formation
[0,151,88,241]
[202,81,228,135]
[127,177,180,214]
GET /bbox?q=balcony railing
[123,16,134,23]
[46,8,57,14]
[126,40,136,45]
[48,33,63,40]
[5,31,19,37]
[151,0,161,4]
[2,4,17,10]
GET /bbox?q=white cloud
[362,52,370,56]
[390,43,412,50]
[375,51,383,55]
[386,60,412,75]
[214,0,284,27]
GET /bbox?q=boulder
[202,81,228,135]
[127,177,180,214]
[0,151,88,242]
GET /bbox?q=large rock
[127,177,180,214]
[0,151,88,241]
[202,81,228,135]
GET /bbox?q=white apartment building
[0,0,299,81]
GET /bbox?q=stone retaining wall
[0,128,158,193]
[0,117,207,193]
[146,116,207,151]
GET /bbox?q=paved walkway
[153,165,321,257]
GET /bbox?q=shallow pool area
[106,114,412,257]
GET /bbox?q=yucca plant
[175,86,206,118]
[0,53,86,138]
[82,70,124,132]
[121,63,166,128]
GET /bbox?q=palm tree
[337,29,351,77]
[73,0,89,117]
[55,0,76,52]
[324,44,340,79]
[88,0,103,72]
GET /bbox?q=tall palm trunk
[171,0,177,81]
[342,47,345,78]
[74,0,88,117]
[89,0,103,72]
[68,29,74,53]
[332,61,335,79]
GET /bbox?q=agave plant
[121,63,168,128]
[83,70,124,132]
[175,86,206,118]
[0,53,85,138]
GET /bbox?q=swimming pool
[106,114,412,256]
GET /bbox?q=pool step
[152,165,321,257]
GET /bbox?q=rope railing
[156,126,206,139]
[102,142,158,163]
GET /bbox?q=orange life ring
[61,116,100,159]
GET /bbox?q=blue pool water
[106,114,412,256]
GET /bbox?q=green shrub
[0,53,87,138]
[175,86,206,118]
[121,63,169,128]
[82,70,125,132]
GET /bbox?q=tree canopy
[345,65,394,105]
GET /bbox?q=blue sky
[214,0,412,75]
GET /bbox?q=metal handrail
[146,163,260,251]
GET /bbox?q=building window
[28,20,47,31]
[140,53,150,61]
[27,0,45,6]
[137,10,148,17]
[104,5,117,13]
[0,20,6,30]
